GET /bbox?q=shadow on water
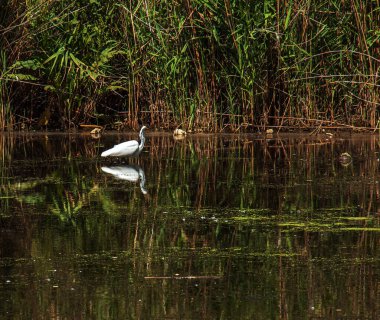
[1,132,380,318]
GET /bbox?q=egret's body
[101,126,147,157]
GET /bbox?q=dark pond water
[1,132,380,319]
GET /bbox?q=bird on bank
[101,126,147,157]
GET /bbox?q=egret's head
[139,126,148,139]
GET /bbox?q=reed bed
[0,0,379,131]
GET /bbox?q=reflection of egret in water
[101,165,148,194]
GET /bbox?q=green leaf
[284,1,293,30]
[44,85,57,92]
[11,59,42,71]
[69,53,84,67]
[8,73,37,81]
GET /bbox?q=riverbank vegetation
[0,0,379,131]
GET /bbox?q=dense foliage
[0,0,379,131]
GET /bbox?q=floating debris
[173,128,187,140]
[90,127,102,134]
[90,127,102,139]
[79,124,103,138]
[339,152,352,166]
[174,128,187,136]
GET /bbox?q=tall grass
[0,0,379,131]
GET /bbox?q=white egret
[101,165,147,194]
[101,126,147,157]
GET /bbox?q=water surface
[1,132,380,319]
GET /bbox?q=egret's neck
[138,129,146,152]
[138,135,145,152]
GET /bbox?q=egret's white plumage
[101,126,147,157]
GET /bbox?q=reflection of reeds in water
[142,134,380,217]
[2,134,380,318]
[0,132,15,163]
[0,133,16,205]
[2,133,380,217]
[136,136,380,320]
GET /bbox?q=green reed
[0,0,379,131]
